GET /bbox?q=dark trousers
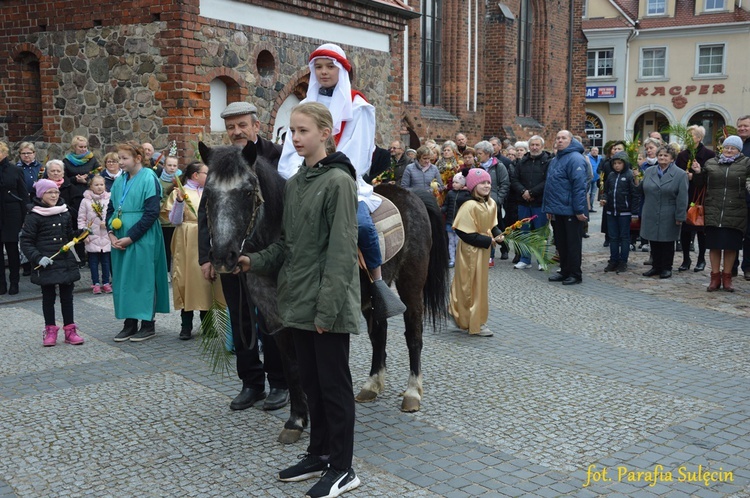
[41,283,75,326]
[162,226,175,272]
[606,214,631,263]
[552,215,584,280]
[680,226,705,263]
[650,240,675,272]
[1,241,20,285]
[292,328,354,471]
[88,251,111,285]
[741,205,750,272]
[220,273,286,391]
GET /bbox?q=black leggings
[681,228,706,262]
[41,283,75,326]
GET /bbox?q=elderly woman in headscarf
[690,135,750,292]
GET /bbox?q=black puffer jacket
[603,153,639,216]
[20,199,81,286]
[511,151,552,207]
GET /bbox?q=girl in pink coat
[78,176,112,293]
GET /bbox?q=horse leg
[273,329,308,444]
[399,290,424,413]
[355,309,388,402]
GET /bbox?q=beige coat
[163,187,225,311]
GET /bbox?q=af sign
[586,86,616,99]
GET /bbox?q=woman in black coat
[0,141,29,295]
[675,125,715,272]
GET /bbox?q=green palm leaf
[503,222,555,270]
[199,299,233,376]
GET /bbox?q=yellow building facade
[582,0,750,150]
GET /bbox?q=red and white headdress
[306,43,353,135]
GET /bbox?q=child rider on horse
[277,42,405,321]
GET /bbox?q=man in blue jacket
[542,130,589,285]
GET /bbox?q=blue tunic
[109,167,170,320]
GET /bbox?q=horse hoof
[278,428,303,444]
[401,396,420,412]
[355,389,378,403]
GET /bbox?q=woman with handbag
[676,125,715,272]
[691,135,750,292]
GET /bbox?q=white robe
[278,94,381,212]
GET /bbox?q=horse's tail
[412,190,449,330]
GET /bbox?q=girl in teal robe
[106,141,170,342]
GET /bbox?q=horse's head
[200,141,264,273]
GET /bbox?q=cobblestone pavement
[1,211,749,497]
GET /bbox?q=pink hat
[452,172,466,187]
[465,168,491,192]
[34,179,58,198]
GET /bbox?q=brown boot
[707,272,721,292]
[721,272,734,292]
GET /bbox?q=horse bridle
[205,183,266,255]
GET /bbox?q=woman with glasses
[100,152,121,192]
[16,142,43,202]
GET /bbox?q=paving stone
[1,223,749,496]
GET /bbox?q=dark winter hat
[611,151,631,168]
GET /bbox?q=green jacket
[248,152,361,334]
[696,154,750,232]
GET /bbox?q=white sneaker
[538,264,544,271]
[514,261,531,269]
[477,325,494,337]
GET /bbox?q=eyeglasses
[20,152,34,155]
[106,160,118,164]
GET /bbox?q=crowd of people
[3,38,750,498]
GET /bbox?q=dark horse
[199,141,449,443]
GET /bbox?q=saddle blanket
[371,194,404,265]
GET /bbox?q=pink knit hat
[34,179,59,198]
[465,168,491,192]
[452,172,467,187]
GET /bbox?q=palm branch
[663,123,696,170]
[503,219,554,270]
[199,299,234,376]
[623,133,642,178]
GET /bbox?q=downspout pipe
[567,1,574,130]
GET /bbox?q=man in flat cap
[198,101,288,412]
